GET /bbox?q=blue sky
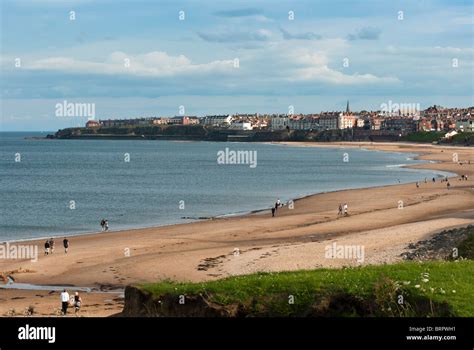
[1,0,473,131]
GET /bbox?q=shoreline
[1,142,457,244]
[0,141,473,317]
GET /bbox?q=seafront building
[86,120,100,128]
[318,113,339,130]
[83,104,473,135]
[202,115,233,126]
[288,116,320,131]
[270,115,290,131]
[381,117,417,134]
[456,119,474,132]
[229,121,253,130]
[168,116,200,125]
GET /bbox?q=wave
[386,164,407,168]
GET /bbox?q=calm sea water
[0,132,453,241]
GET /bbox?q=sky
[0,0,473,131]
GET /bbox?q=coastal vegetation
[400,131,447,143]
[401,131,474,145]
[130,260,473,317]
[127,228,474,317]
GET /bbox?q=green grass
[400,131,474,145]
[401,132,446,143]
[451,132,474,145]
[141,260,474,317]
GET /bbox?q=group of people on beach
[44,218,109,257]
[43,238,55,255]
[60,289,82,315]
[439,176,451,189]
[100,219,109,232]
[414,176,457,190]
[338,203,349,216]
[270,198,350,217]
[44,218,110,257]
[44,237,69,255]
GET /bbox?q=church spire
[346,100,350,114]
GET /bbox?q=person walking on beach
[73,292,82,315]
[416,181,419,188]
[104,220,109,231]
[100,219,105,231]
[343,203,348,216]
[432,177,436,183]
[447,181,451,190]
[44,240,50,255]
[49,238,55,254]
[60,289,69,315]
[338,204,343,216]
[271,207,275,217]
[63,237,69,254]
[274,199,280,212]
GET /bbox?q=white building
[456,119,474,132]
[202,115,233,126]
[337,113,357,129]
[229,121,253,130]
[443,130,458,139]
[288,117,319,130]
[271,116,289,131]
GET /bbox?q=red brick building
[85,120,100,128]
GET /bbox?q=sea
[0,132,454,242]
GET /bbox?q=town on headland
[49,103,474,145]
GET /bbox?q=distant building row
[86,114,262,130]
[271,113,474,133]
[87,116,200,128]
[86,106,474,134]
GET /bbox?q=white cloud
[284,48,399,85]
[291,52,329,66]
[290,65,399,84]
[22,51,236,77]
[385,45,474,56]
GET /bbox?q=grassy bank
[400,131,474,145]
[141,260,474,317]
[401,131,446,143]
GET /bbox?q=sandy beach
[1,141,473,317]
